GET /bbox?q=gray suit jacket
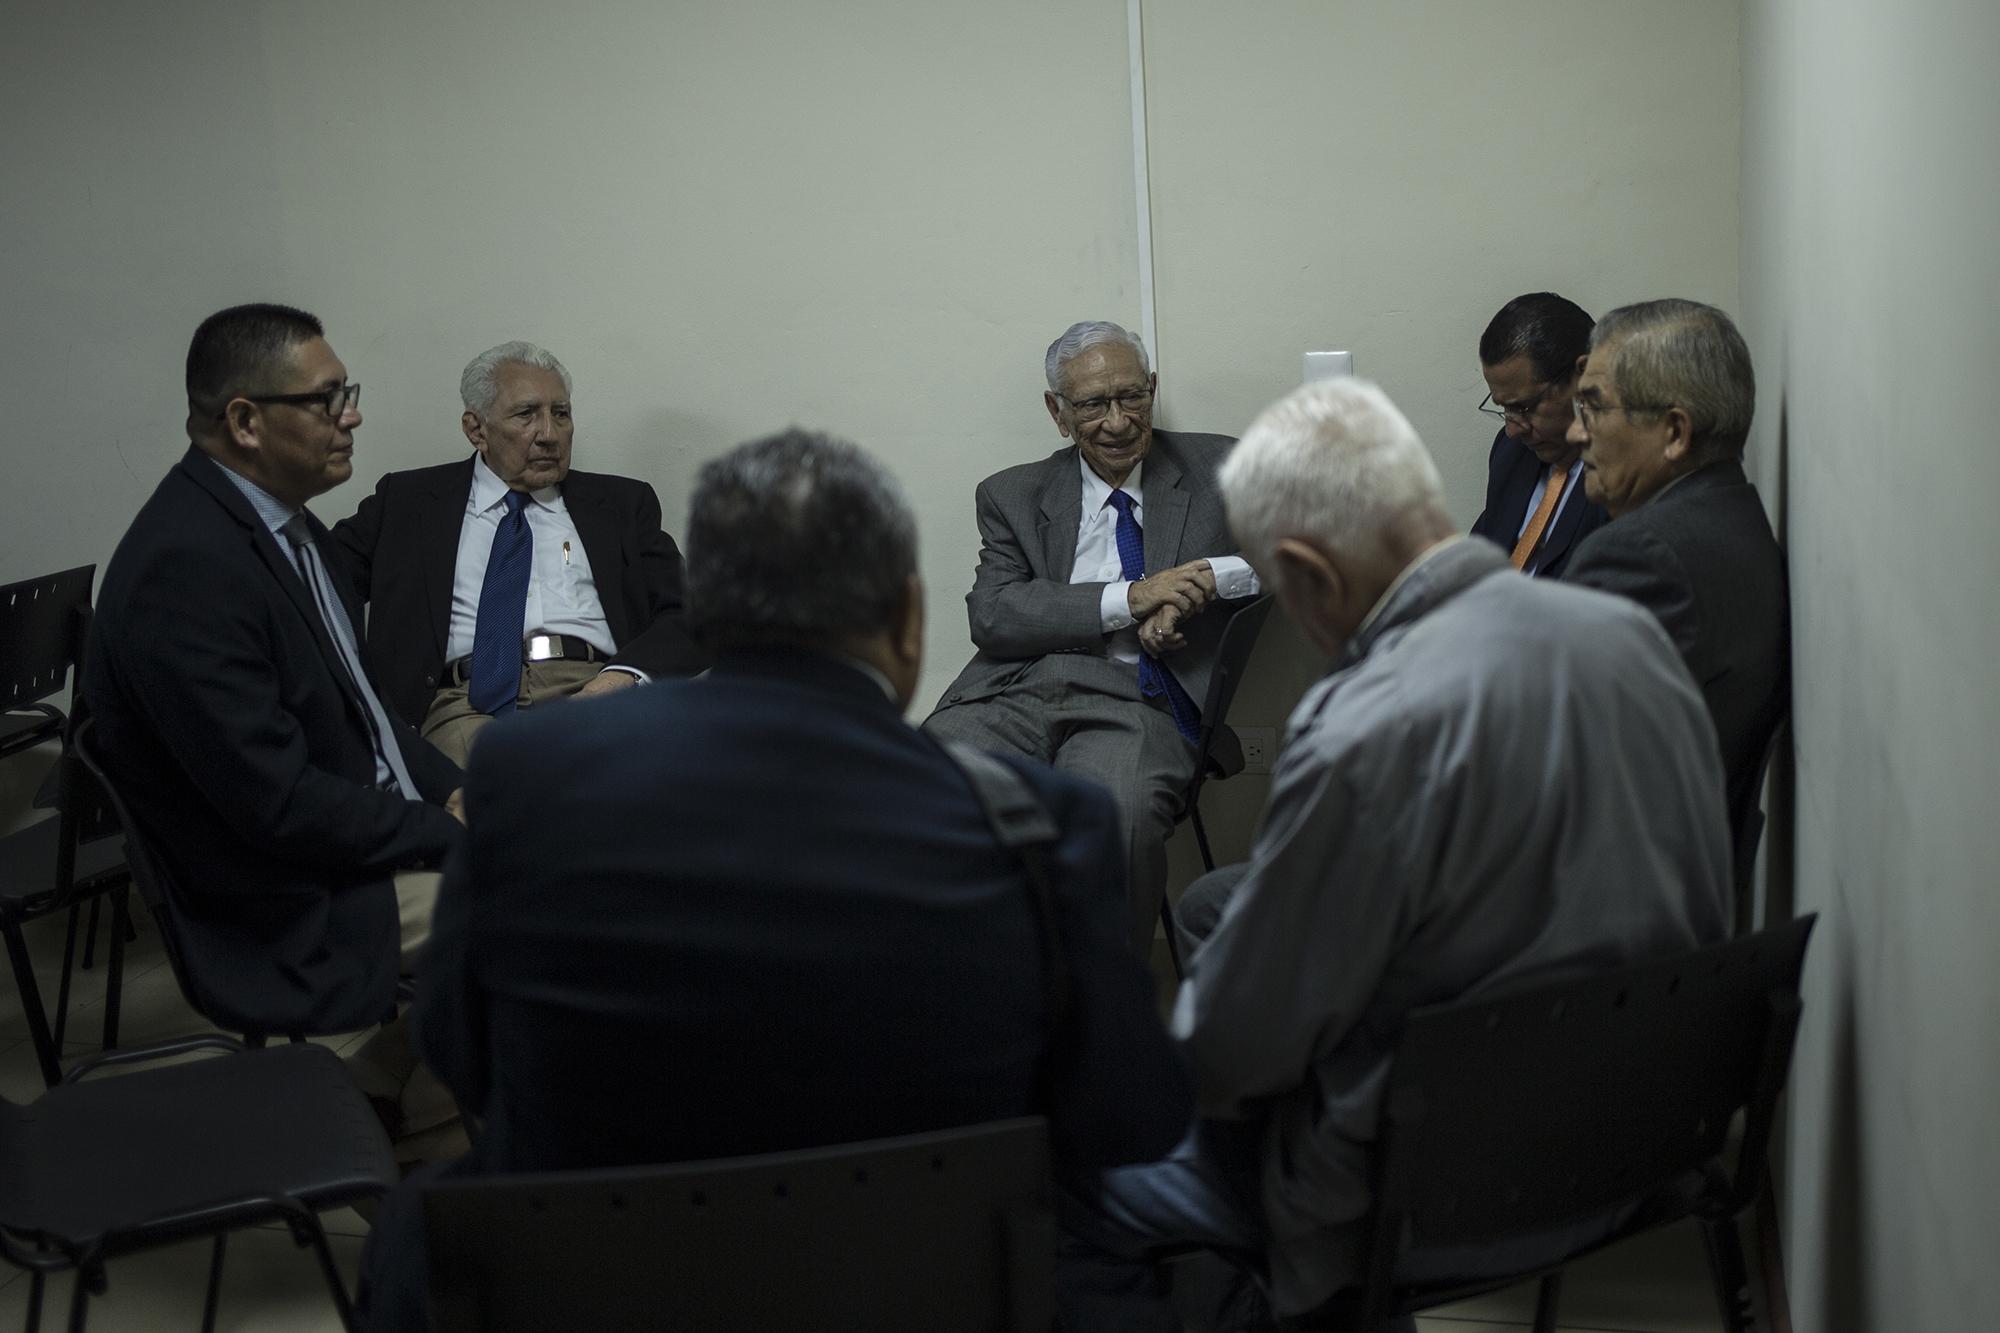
[936,429,1243,711]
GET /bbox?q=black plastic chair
[424,1116,1056,1332]
[0,566,92,761]
[1286,915,1817,1333]
[1161,595,1275,978]
[0,1035,399,1332]
[0,566,137,1088]
[69,719,314,1048]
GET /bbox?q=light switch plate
[1303,351,1354,384]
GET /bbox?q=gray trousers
[923,658,1195,955]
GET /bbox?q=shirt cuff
[1208,556,1260,600]
[1100,581,1136,632]
[599,664,650,685]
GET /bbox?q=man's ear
[1044,391,1072,440]
[462,409,486,453]
[1659,405,1696,464]
[222,399,263,452]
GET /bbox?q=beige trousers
[344,870,462,1153]
[419,658,603,768]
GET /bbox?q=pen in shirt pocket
[563,541,571,565]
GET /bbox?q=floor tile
[1425,1218,1720,1332]
[0,1228,361,1332]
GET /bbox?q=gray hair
[1590,300,1755,461]
[684,429,918,652]
[1219,379,1446,582]
[460,341,573,414]
[1044,320,1151,394]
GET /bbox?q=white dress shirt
[446,455,622,667]
[1070,455,1259,665]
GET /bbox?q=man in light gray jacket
[1057,378,1732,1331]
[924,320,1258,954]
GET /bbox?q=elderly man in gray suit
[924,320,1258,954]
[1057,378,1731,1332]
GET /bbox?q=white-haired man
[330,342,706,765]
[1057,379,1732,1331]
[924,319,1259,955]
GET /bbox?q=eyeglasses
[1570,397,1655,429]
[1477,387,1553,424]
[217,382,361,421]
[1058,388,1154,423]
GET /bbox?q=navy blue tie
[1106,489,1201,744]
[469,492,532,716]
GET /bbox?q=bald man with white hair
[1058,379,1732,1332]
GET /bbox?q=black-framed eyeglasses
[1058,388,1154,423]
[1477,386,1552,424]
[216,382,361,421]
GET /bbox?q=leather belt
[446,634,603,685]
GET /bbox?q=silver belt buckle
[526,633,558,662]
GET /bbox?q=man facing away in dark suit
[1469,292,1610,577]
[1564,298,1791,882]
[355,428,1194,1330]
[328,342,706,768]
[923,320,1259,955]
[85,303,464,1105]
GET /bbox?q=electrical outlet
[1238,726,1277,775]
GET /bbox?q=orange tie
[1510,464,1570,569]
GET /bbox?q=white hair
[1044,320,1150,394]
[1219,378,1446,582]
[460,341,573,414]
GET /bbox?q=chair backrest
[70,717,213,1018]
[423,1116,1055,1333]
[1190,594,1276,782]
[1361,916,1816,1298]
[0,565,94,713]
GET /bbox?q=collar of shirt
[1348,534,1471,655]
[209,456,301,539]
[1644,467,1700,509]
[469,452,566,517]
[1079,452,1144,518]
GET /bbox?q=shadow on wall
[1813,925,1871,1333]
[1764,395,1795,928]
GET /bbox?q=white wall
[0,0,1141,711]
[2,1,1743,736]
[1740,1,2000,1327]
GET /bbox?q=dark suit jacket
[83,448,463,1034]
[936,429,1246,711]
[327,458,706,726]
[357,649,1192,1330]
[1564,461,1790,859]
[1469,428,1609,579]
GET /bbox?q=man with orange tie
[1468,292,1609,577]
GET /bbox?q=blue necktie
[469,492,532,717]
[1106,489,1201,744]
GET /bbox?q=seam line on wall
[1127,0,1159,369]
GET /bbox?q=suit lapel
[1036,451,1083,583]
[1535,469,1589,571]
[564,472,630,644]
[422,460,476,661]
[1140,436,1190,574]
[180,454,366,725]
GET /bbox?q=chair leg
[26,1270,44,1333]
[53,903,82,1047]
[1160,895,1184,980]
[1531,1271,1563,1333]
[1699,1213,1756,1333]
[1190,804,1218,873]
[295,1214,360,1331]
[80,896,101,971]
[3,918,63,1088]
[64,1270,92,1333]
[200,1233,227,1333]
[100,888,129,1051]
